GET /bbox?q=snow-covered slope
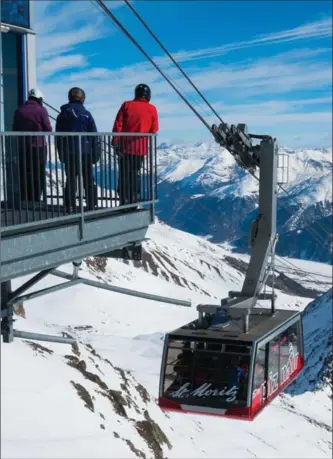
[1,221,332,458]
[156,143,332,263]
[285,288,332,432]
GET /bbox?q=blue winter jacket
[55,102,101,163]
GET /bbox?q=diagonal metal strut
[1,263,192,346]
[51,269,192,307]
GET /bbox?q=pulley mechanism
[212,122,261,172]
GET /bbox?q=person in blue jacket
[55,87,100,212]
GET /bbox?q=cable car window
[279,322,300,385]
[163,340,191,392]
[267,336,280,395]
[267,322,301,396]
[163,340,252,408]
[253,345,266,394]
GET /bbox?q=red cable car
[158,307,304,420]
[158,127,305,420]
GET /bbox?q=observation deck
[0,131,158,282]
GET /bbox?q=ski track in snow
[1,221,332,459]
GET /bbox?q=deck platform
[1,206,150,282]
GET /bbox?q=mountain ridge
[155,142,332,263]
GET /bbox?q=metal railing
[0,131,158,232]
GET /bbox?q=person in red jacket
[112,84,159,207]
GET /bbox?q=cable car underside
[158,126,305,420]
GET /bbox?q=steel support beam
[8,279,83,305]
[1,270,81,344]
[8,268,54,303]
[51,269,192,307]
[1,281,14,342]
[241,137,278,298]
[197,296,256,315]
[228,290,276,300]
[13,330,76,345]
[197,126,280,333]
[2,259,191,345]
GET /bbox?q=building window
[1,0,30,29]
[1,31,24,130]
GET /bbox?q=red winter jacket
[112,98,159,156]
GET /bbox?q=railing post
[1,280,14,343]
[154,134,158,202]
[149,135,155,223]
[5,135,20,211]
[78,135,84,239]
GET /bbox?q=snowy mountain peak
[157,141,332,203]
[156,142,332,262]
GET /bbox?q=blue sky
[34,0,332,147]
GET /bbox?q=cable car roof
[168,307,301,344]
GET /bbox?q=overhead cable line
[273,253,332,282]
[276,196,329,249]
[95,2,258,176]
[94,0,213,134]
[278,182,332,241]
[43,100,59,114]
[93,2,330,294]
[113,1,331,248]
[123,0,224,123]
[156,174,330,288]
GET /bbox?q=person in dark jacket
[112,84,159,208]
[12,88,52,203]
[55,87,100,212]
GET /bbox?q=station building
[1,0,36,131]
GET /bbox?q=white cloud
[34,0,125,35]
[34,2,332,148]
[38,54,88,78]
[37,23,109,59]
[34,0,121,60]
[155,17,333,65]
